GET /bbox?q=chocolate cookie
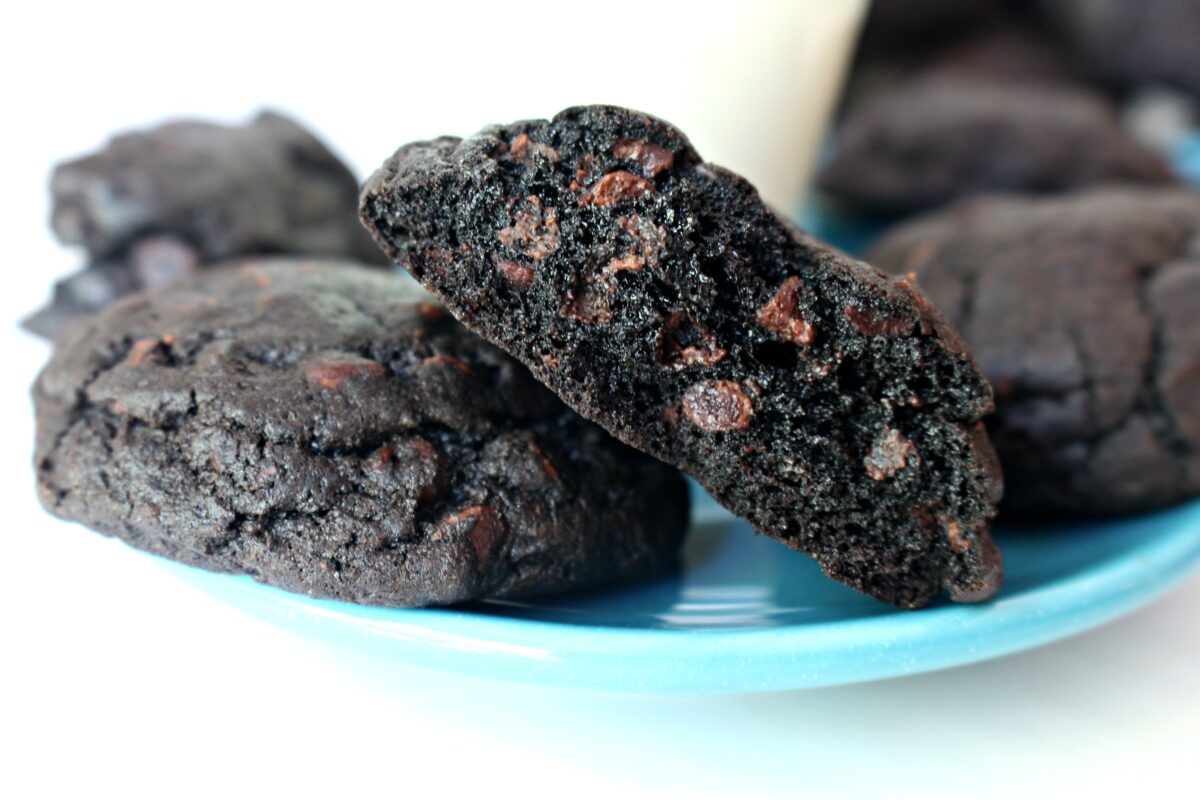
[33,259,688,607]
[868,187,1200,518]
[843,0,1071,104]
[854,0,1007,61]
[25,111,385,338]
[360,105,1003,608]
[818,76,1176,216]
[1039,0,1200,97]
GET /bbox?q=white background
[3,2,1199,797]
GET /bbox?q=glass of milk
[358,0,867,216]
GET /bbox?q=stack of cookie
[29,31,1200,609]
[30,105,1013,610]
[359,107,1005,607]
[818,0,1200,522]
[29,113,691,608]
[24,112,389,339]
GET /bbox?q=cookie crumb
[682,380,753,432]
[865,428,917,480]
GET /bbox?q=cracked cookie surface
[33,258,688,607]
[869,187,1200,518]
[360,105,1003,608]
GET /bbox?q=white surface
[3,3,1199,797]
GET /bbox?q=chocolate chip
[367,445,395,470]
[435,505,507,561]
[864,428,917,480]
[562,248,652,324]
[617,214,667,267]
[569,154,599,192]
[682,380,753,432]
[504,133,560,164]
[125,337,163,367]
[494,258,536,288]
[588,170,655,207]
[891,274,972,356]
[408,437,437,460]
[845,304,913,338]
[944,519,968,552]
[613,138,675,177]
[756,277,816,346]
[655,312,727,369]
[303,357,387,389]
[420,354,472,375]
[497,195,560,261]
[400,437,444,504]
[606,254,644,273]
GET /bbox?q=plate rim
[163,500,1200,694]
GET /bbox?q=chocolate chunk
[655,313,727,369]
[303,357,388,389]
[494,258,537,288]
[497,196,560,261]
[613,138,675,177]
[682,380,753,432]
[756,277,817,346]
[845,305,913,338]
[588,170,655,207]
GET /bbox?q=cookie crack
[1136,261,1194,463]
[38,336,139,499]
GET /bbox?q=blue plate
[162,141,1200,694]
[164,486,1200,694]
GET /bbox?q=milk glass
[373,0,867,215]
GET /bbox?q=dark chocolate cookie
[360,105,1004,608]
[843,0,1072,104]
[854,0,1007,61]
[868,187,1200,518]
[819,76,1176,216]
[25,111,386,338]
[33,259,688,607]
[1039,0,1200,97]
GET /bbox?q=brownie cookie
[869,187,1200,518]
[1039,0,1200,97]
[854,0,1007,61]
[819,76,1176,216]
[926,27,1077,86]
[844,9,1074,108]
[25,111,386,338]
[33,259,688,607]
[360,105,1003,608]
